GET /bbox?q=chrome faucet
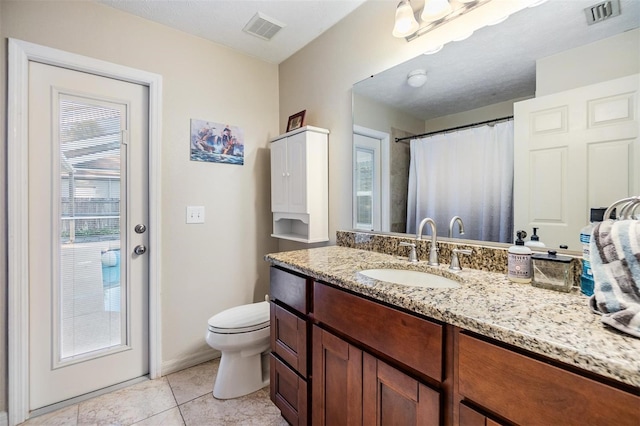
[449,249,472,271]
[449,216,465,238]
[399,241,418,262]
[416,218,439,266]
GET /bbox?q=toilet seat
[208,301,269,334]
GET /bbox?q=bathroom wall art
[190,119,244,165]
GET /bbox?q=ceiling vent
[584,0,621,25]
[243,12,285,41]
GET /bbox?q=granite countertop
[265,245,640,389]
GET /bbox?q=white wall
[0,0,280,407]
[276,0,535,252]
[536,28,640,96]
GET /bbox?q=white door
[353,133,382,231]
[514,74,639,250]
[28,61,149,410]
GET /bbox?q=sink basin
[358,269,460,289]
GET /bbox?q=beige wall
[536,28,640,96]
[1,0,280,410]
[353,93,424,136]
[276,0,534,252]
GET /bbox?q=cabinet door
[312,326,362,426]
[363,353,440,426]
[270,354,308,426]
[286,132,308,214]
[270,138,289,212]
[459,402,504,426]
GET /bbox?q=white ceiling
[354,0,640,121]
[97,0,368,64]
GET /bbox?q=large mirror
[352,0,639,252]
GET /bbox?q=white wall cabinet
[270,126,329,243]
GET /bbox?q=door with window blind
[353,133,382,231]
[28,61,149,409]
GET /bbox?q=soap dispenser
[508,230,532,283]
[525,227,545,248]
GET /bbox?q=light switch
[186,206,205,224]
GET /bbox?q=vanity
[266,244,640,426]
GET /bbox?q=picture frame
[286,110,306,132]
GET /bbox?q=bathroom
[1,0,639,424]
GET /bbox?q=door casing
[7,38,163,426]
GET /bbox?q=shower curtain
[406,120,514,243]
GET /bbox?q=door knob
[135,224,147,234]
[133,245,147,255]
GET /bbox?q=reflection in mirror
[352,0,639,252]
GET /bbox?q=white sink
[358,269,460,289]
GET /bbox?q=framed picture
[190,119,244,165]
[286,110,306,132]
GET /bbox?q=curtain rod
[395,115,514,143]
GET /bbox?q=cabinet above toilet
[269,126,329,243]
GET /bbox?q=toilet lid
[208,301,270,334]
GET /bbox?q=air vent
[584,0,621,25]
[243,12,285,41]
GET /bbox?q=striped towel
[589,220,640,338]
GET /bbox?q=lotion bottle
[508,230,532,283]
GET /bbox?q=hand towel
[589,219,640,338]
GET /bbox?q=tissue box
[532,251,574,292]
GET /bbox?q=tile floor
[21,359,287,426]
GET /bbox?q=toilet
[205,300,271,399]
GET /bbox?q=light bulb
[421,0,453,23]
[393,0,419,37]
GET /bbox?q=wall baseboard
[0,410,8,426]
[161,349,220,376]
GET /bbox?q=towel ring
[604,196,640,221]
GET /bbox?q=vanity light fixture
[421,0,453,23]
[394,0,551,42]
[407,69,428,88]
[392,0,420,38]
[393,0,490,41]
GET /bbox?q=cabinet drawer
[270,354,308,426]
[270,267,311,315]
[314,282,443,382]
[458,333,640,426]
[270,302,308,376]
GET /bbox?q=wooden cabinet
[313,281,443,383]
[270,126,329,243]
[269,265,640,426]
[312,326,363,426]
[459,403,504,426]
[269,267,312,426]
[457,331,640,426]
[363,353,441,425]
[312,325,440,426]
[312,282,444,425]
